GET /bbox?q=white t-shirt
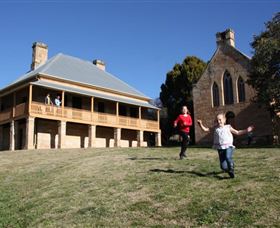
[55,98,61,106]
[213,125,235,149]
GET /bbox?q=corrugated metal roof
[31,80,159,110]
[7,53,150,99]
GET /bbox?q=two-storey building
[0,42,161,150]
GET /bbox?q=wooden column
[88,125,96,148]
[157,109,160,129]
[139,107,142,128]
[25,117,35,150]
[13,92,16,117]
[28,84,33,114]
[116,102,119,116]
[91,97,94,122]
[91,97,94,113]
[116,102,119,125]
[58,121,66,149]
[139,107,141,119]
[114,128,121,147]
[61,91,65,117]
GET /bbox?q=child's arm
[197,119,210,132]
[174,116,179,128]
[230,125,254,136]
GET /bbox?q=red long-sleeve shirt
[174,114,193,133]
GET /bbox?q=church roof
[5,53,149,100]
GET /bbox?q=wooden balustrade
[30,102,159,131]
[0,109,12,122]
[0,103,27,122]
[15,103,26,117]
[0,102,159,131]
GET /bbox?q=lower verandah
[0,118,160,150]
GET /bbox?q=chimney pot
[31,42,48,70]
[93,59,106,71]
[216,29,235,47]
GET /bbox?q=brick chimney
[93,59,106,71]
[31,42,48,70]
[216,29,235,47]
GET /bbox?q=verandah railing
[30,102,159,131]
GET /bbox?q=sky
[0,0,279,99]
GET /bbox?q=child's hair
[182,105,191,115]
[213,113,226,126]
[216,113,225,118]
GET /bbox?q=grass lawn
[0,147,279,227]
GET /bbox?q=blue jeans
[217,147,234,171]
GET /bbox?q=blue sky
[0,0,279,99]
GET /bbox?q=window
[223,71,234,105]
[212,82,220,107]
[237,77,245,102]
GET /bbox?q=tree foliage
[248,12,280,116]
[160,56,206,143]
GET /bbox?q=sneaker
[228,170,235,178]
[179,156,184,160]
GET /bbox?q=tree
[160,56,206,144]
[248,12,280,116]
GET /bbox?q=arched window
[223,71,234,105]
[237,77,245,102]
[212,82,220,107]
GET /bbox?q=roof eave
[0,74,39,95]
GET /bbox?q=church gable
[194,29,252,107]
[193,29,273,145]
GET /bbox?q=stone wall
[36,119,58,149]
[33,119,148,149]
[121,129,138,147]
[65,122,89,148]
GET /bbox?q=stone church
[193,29,273,145]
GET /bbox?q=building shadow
[149,169,230,180]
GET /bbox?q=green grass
[0,147,279,227]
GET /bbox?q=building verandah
[0,83,161,151]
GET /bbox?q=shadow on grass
[128,157,169,161]
[150,169,230,180]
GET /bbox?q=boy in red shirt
[174,106,193,159]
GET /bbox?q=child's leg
[225,147,234,170]
[225,147,235,178]
[179,132,189,158]
[217,149,228,171]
